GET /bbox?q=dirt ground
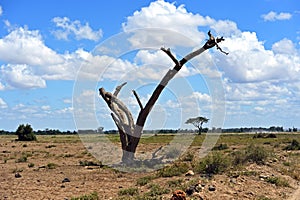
[0,134,299,200]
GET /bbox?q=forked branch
[161,47,180,66]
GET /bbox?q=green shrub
[284,139,300,150]
[136,175,155,186]
[212,143,229,151]
[71,192,99,200]
[245,144,268,164]
[257,196,272,200]
[144,184,170,197]
[118,187,139,196]
[16,124,36,141]
[12,167,23,173]
[231,144,269,166]
[231,150,246,166]
[46,163,57,169]
[157,162,189,177]
[194,152,230,175]
[16,156,27,163]
[181,152,194,161]
[79,160,103,167]
[265,176,290,187]
[167,179,183,188]
[28,163,35,168]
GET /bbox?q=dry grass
[0,133,299,199]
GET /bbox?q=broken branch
[114,82,127,96]
[132,90,143,110]
[161,47,180,66]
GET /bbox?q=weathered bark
[99,31,227,164]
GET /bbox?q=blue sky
[0,0,299,131]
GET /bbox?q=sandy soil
[0,135,299,200]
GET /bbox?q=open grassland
[0,133,300,199]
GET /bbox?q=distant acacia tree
[16,124,37,141]
[185,116,209,135]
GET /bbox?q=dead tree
[99,31,227,164]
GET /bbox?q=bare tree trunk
[99,31,227,164]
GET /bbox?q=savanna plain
[0,132,300,200]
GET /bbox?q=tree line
[0,127,77,135]
[0,125,298,136]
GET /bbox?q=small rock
[195,184,202,192]
[231,174,239,178]
[62,178,70,183]
[185,170,194,176]
[230,178,237,184]
[15,173,22,178]
[171,190,186,200]
[186,183,202,196]
[185,186,195,195]
[259,174,268,179]
[208,185,216,192]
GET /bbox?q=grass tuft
[71,192,99,200]
[157,162,189,177]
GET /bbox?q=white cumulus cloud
[271,38,298,54]
[52,17,103,41]
[261,11,292,21]
[0,26,63,66]
[122,0,210,47]
[0,26,83,89]
[0,64,46,89]
[215,32,300,83]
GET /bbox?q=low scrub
[144,184,170,197]
[167,179,184,188]
[194,152,230,175]
[157,162,189,177]
[181,152,194,162]
[253,133,277,139]
[118,187,139,196]
[232,144,269,166]
[265,176,290,187]
[46,163,57,169]
[136,175,156,186]
[71,192,99,200]
[16,156,27,163]
[245,144,269,164]
[212,143,229,151]
[79,160,103,167]
[284,139,300,150]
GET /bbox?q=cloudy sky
[0,0,299,131]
